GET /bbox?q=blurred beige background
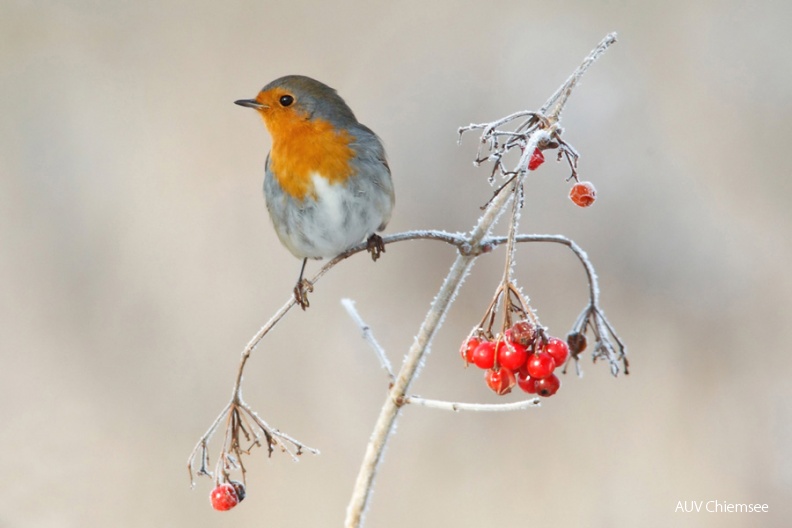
[2,0,790,526]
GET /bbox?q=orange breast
[265,114,356,200]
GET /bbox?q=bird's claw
[366,234,386,262]
[294,279,314,310]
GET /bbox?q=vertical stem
[344,254,475,528]
[344,177,516,528]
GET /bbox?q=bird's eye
[279,95,294,107]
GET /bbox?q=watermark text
[675,500,768,513]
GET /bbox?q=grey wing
[351,125,395,230]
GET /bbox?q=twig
[187,400,320,488]
[540,32,618,118]
[231,231,469,397]
[187,401,231,486]
[341,298,395,381]
[404,396,540,412]
[238,400,320,459]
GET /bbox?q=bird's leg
[293,258,313,310]
[366,234,386,262]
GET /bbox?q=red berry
[528,148,545,171]
[569,181,596,207]
[485,367,516,395]
[460,337,480,363]
[471,341,496,369]
[545,337,569,367]
[509,321,535,347]
[535,374,561,397]
[516,370,538,394]
[210,483,239,511]
[526,352,556,379]
[497,340,528,371]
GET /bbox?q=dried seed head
[566,332,587,357]
[229,480,246,502]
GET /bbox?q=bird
[235,75,395,309]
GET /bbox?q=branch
[188,402,231,486]
[497,234,600,304]
[540,32,618,119]
[404,396,540,412]
[341,298,395,381]
[232,230,468,396]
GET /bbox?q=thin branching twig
[341,298,395,381]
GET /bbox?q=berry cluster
[461,321,569,397]
[210,480,246,512]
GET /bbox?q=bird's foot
[366,234,386,262]
[294,279,314,310]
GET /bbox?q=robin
[235,75,395,308]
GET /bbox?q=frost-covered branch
[404,396,541,412]
[341,298,394,381]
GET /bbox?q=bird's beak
[234,99,267,110]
